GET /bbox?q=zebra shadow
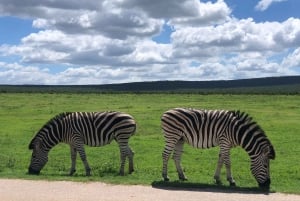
[151,181,273,195]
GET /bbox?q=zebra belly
[85,139,114,147]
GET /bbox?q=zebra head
[28,138,49,175]
[250,144,275,189]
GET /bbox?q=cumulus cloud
[0,62,52,84]
[0,0,163,39]
[0,0,100,17]
[282,48,300,68]
[168,0,231,28]
[119,0,231,27]
[255,0,287,11]
[171,17,300,59]
[0,28,174,68]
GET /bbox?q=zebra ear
[29,139,35,150]
[29,138,41,150]
[263,145,275,160]
[268,145,275,160]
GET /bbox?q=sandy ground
[0,179,299,201]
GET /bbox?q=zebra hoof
[215,180,222,185]
[163,177,170,182]
[86,169,91,176]
[179,177,188,181]
[28,167,40,175]
[69,169,76,176]
[229,182,236,187]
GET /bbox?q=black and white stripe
[161,108,275,189]
[28,112,136,176]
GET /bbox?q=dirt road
[0,179,299,201]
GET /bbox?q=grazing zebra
[161,108,275,189]
[28,111,136,176]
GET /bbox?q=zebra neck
[237,129,268,157]
[40,131,61,150]
[39,123,65,150]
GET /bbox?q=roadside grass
[0,93,299,194]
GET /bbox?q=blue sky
[0,0,300,84]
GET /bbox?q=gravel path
[1,179,299,201]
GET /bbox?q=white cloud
[1,0,163,39]
[171,17,300,60]
[168,0,231,28]
[255,0,287,11]
[1,29,174,68]
[0,0,101,17]
[0,62,51,84]
[282,48,300,68]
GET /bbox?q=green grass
[0,93,299,194]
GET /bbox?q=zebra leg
[173,139,187,181]
[162,150,170,181]
[162,142,175,182]
[128,146,135,174]
[222,150,236,186]
[214,153,223,185]
[162,133,183,181]
[118,143,128,176]
[69,146,77,176]
[77,146,91,176]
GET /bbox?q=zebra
[28,111,136,176]
[161,108,275,189]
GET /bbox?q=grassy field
[0,93,299,194]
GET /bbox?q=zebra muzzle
[258,178,270,190]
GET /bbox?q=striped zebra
[28,111,136,176]
[161,108,275,189]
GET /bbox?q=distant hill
[1,76,300,94]
[90,76,300,92]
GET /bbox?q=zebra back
[67,112,136,146]
[29,112,136,149]
[162,108,234,148]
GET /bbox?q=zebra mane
[29,112,72,149]
[231,110,272,151]
[231,110,267,135]
[231,110,253,124]
[44,112,73,126]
